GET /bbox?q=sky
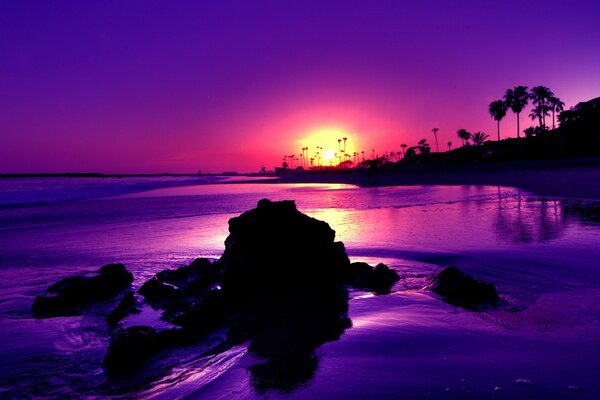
[1,0,599,174]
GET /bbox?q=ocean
[1,176,599,399]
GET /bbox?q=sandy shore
[254,157,600,201]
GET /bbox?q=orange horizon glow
[297,127,361,166]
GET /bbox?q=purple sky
[1,0,599,173]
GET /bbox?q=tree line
[488,85,564,141]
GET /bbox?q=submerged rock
[425,266,499,307]
[102,325,187,371]
[32,264,133,316]
[342,262,400,294]
[107,291,139,327]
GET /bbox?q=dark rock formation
[103,200,353,383]
[219,199,350,312]
[425,266,499,307]
[99,199,397,390]
[137,258,226,330]
[32,264,133,316]
[138,258,220,306]
[32,199,404,389]
[342,262,400,294]
[107,291,139,327]
[102,326,188,371]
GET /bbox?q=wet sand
[258,157,600,201]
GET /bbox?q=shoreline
[251,157,600,201]
[2,157,600,201]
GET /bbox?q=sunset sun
[297,127,360,166]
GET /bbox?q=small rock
[107,291,139,326]
[425,266,499,307]
[102,325,186,371]
[342,262,400,294]
[33,263,133,316]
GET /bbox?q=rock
[342,262,400,294]
[219,199,350,311]
[138,258,219,306]
[138,258,224,329]
[33,263,134,316]
[102,200,357,385]
[102,325,186,371]
[247,307,352,392]
[425,266,499,307]
[165,287,228,329]
[107,291,139,327]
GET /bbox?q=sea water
[1,177,599,399]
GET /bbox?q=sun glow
[297,127,361,167]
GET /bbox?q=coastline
[252,157,600,201]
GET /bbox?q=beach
[263,157,600,201]
[1,172,599,399]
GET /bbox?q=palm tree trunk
[552,109,556,130]
[542,102,546,128]
[517,112,520,139]
[497,120,500,141]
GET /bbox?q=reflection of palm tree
[549,96,565,130]
[471,131,489,145]
[504,86,529,138]
[489,100,507,141]
[432,128,439,152]
[457,129,471,146]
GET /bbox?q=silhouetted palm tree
[417,139,431,154]
[457,129,471,146]
[504,86,529,138]
[529,105,550,129]
[400,144,407,156]
[549,96,565,130]
[489,99,507,141]
[432,128,439,152]
[471,131,489,145]
[530,86,554,128]
[447,141,452,151]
